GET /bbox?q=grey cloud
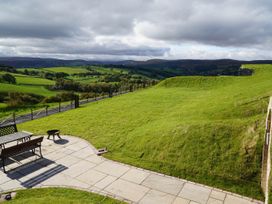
[0,0,272,59]
[0,23,74,39]
[0,38,168,57]
[136,0,272,47]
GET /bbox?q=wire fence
[0,91,129,127]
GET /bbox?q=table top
[0,131,33,145]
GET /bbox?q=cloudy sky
[0,0,271,60]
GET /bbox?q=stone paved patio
[0,136,263,204]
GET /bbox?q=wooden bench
[0,137,43,173]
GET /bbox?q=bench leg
[1,158,6,173]
[39,146,43,158]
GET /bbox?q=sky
[0,0,272,61]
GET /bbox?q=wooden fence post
[74,95,79,108]
[45,106,48,116]
[31,109,33,120]
[13,112,16,124]
[59,102,61,112]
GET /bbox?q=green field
[19,64,272,200]
[0,72,54,86]
[9,188,124,204]
[90,66,127,74]
[15,75,55,86]
[0,83,55,96]
[0,72,57,119]
[70,76,99,84]
[0,72,55,95]
[0,102,7,108]
[42,67,90,74]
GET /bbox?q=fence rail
[0,91,129,127]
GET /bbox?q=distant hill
[1,57,272,79]
[0,57,102,68]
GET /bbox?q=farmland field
[19,64,272,200]
[0,72,55,94]
[0,83,55,96]
[15,75,54,86]
[42,67,90,74]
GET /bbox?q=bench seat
[0,137,43,173]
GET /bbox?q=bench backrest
[1,137,43,158]
[0,124,18,137]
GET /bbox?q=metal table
[0,131,33,148]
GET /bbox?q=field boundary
[0,91,129,127]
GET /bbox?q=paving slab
[224,194,255,204]
[139,189,175,204]
[85,155,105,164]
[210,190,226,201]
[94,161,130,177]
[105,179,149,202]
[207,197,224,204]
[172,197,190,204]
[94,175,118,189]
[65,143,86,151]
[45,151,67,161]
[76,169,107,186]
[42,173,90,189]
[71,147,95,159]
[142,174,185,195]
[0,179,23,191]
[57,155,80,166]
[179,183,211,204]
[121,168,150,184]
[62,160,96,178]
[0,171,22,185]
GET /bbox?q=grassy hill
[19,64,272,200]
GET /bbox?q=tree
[24,69,29,75]
[1,74,16,84]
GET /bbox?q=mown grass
[9,188,124,204]
[19,64,272,200]
[42,67,90,74]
